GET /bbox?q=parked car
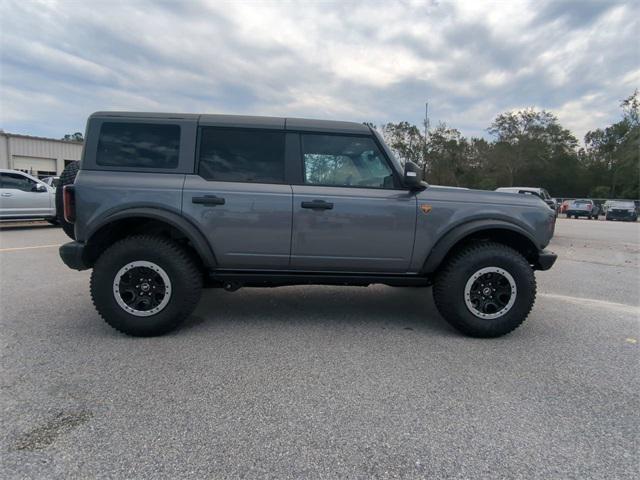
[565,199,601,219]
[605,201,638,222]
[495,187,557,213]
[0,169,57,223]
[58,111,557,338]
[41,176,60,189]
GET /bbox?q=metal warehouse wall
[0,132,83,177]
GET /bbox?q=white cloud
[0,0,637,141]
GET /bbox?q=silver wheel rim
[464,267,517,319]
[112,261,172,317]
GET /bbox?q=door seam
[288,184,294,267]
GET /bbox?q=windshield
[372,129,404,174]
[572,200,591,205]
[611,201,635,209]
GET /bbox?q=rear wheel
[90,235,203,336]
[433,242,536,338]
[56,161,79,239]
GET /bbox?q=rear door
[181,125,292,269]
[290,133,416,272]
[0,172,51,217]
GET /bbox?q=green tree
[426,122,469,186]
[487,108,578,191]
[584,90,640,198]
[381,121,425,167]
[62,132,84,142]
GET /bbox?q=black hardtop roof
[89,111,370,134]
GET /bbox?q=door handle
[192,195,225,206]
[301,200,333,210]
[1,192,12,197]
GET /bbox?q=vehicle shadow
[180,285,454,336]
[0,222,59,231]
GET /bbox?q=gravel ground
[1,218,638,479]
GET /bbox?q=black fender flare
[86,207,216,268]
[422,219,540,273]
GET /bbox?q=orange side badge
[420,204,433,214]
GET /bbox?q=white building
[0,131,83,178]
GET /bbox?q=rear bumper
[565,210,592,216]
[59,241,90,270]
[534,249,557,271]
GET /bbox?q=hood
[419,186,549,209]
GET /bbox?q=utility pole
[423,101,429,169]
[424,102,429,141]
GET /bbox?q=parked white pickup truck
[0,169,57,223]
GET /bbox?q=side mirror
[32,184,47,193]
[403,162,425,189]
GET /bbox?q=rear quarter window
[96,122,180,169]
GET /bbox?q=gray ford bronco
[59,112,557,337]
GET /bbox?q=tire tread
[90,234,202,336]
[56,161,80,239]
[433,241,536,337]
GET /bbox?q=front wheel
[90,235,203,336]
[433,242,536,338]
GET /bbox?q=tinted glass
[97,122,180,168]
[301,134,393,188]
[198,128,285,183]
[0,172,36,192]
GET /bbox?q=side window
[198,128,285,183]
[96,122,180,169]
[301,134,394,188]
[0,172,36,192]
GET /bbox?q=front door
[181,127,292,269]
[290,133,416,272]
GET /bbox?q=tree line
[374,90,639,199]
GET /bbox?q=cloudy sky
[1,0,638,141]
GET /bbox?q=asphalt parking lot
[1,218,638,479]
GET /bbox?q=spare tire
[56,161,80,239]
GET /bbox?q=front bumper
[607,210,636,220]
[59,241,90,270]
[534,249,557,271]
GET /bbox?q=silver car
[0,169,57,222]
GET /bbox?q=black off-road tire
[433,242,536,338]
[90,235,203,337]
[56,161,80,239]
